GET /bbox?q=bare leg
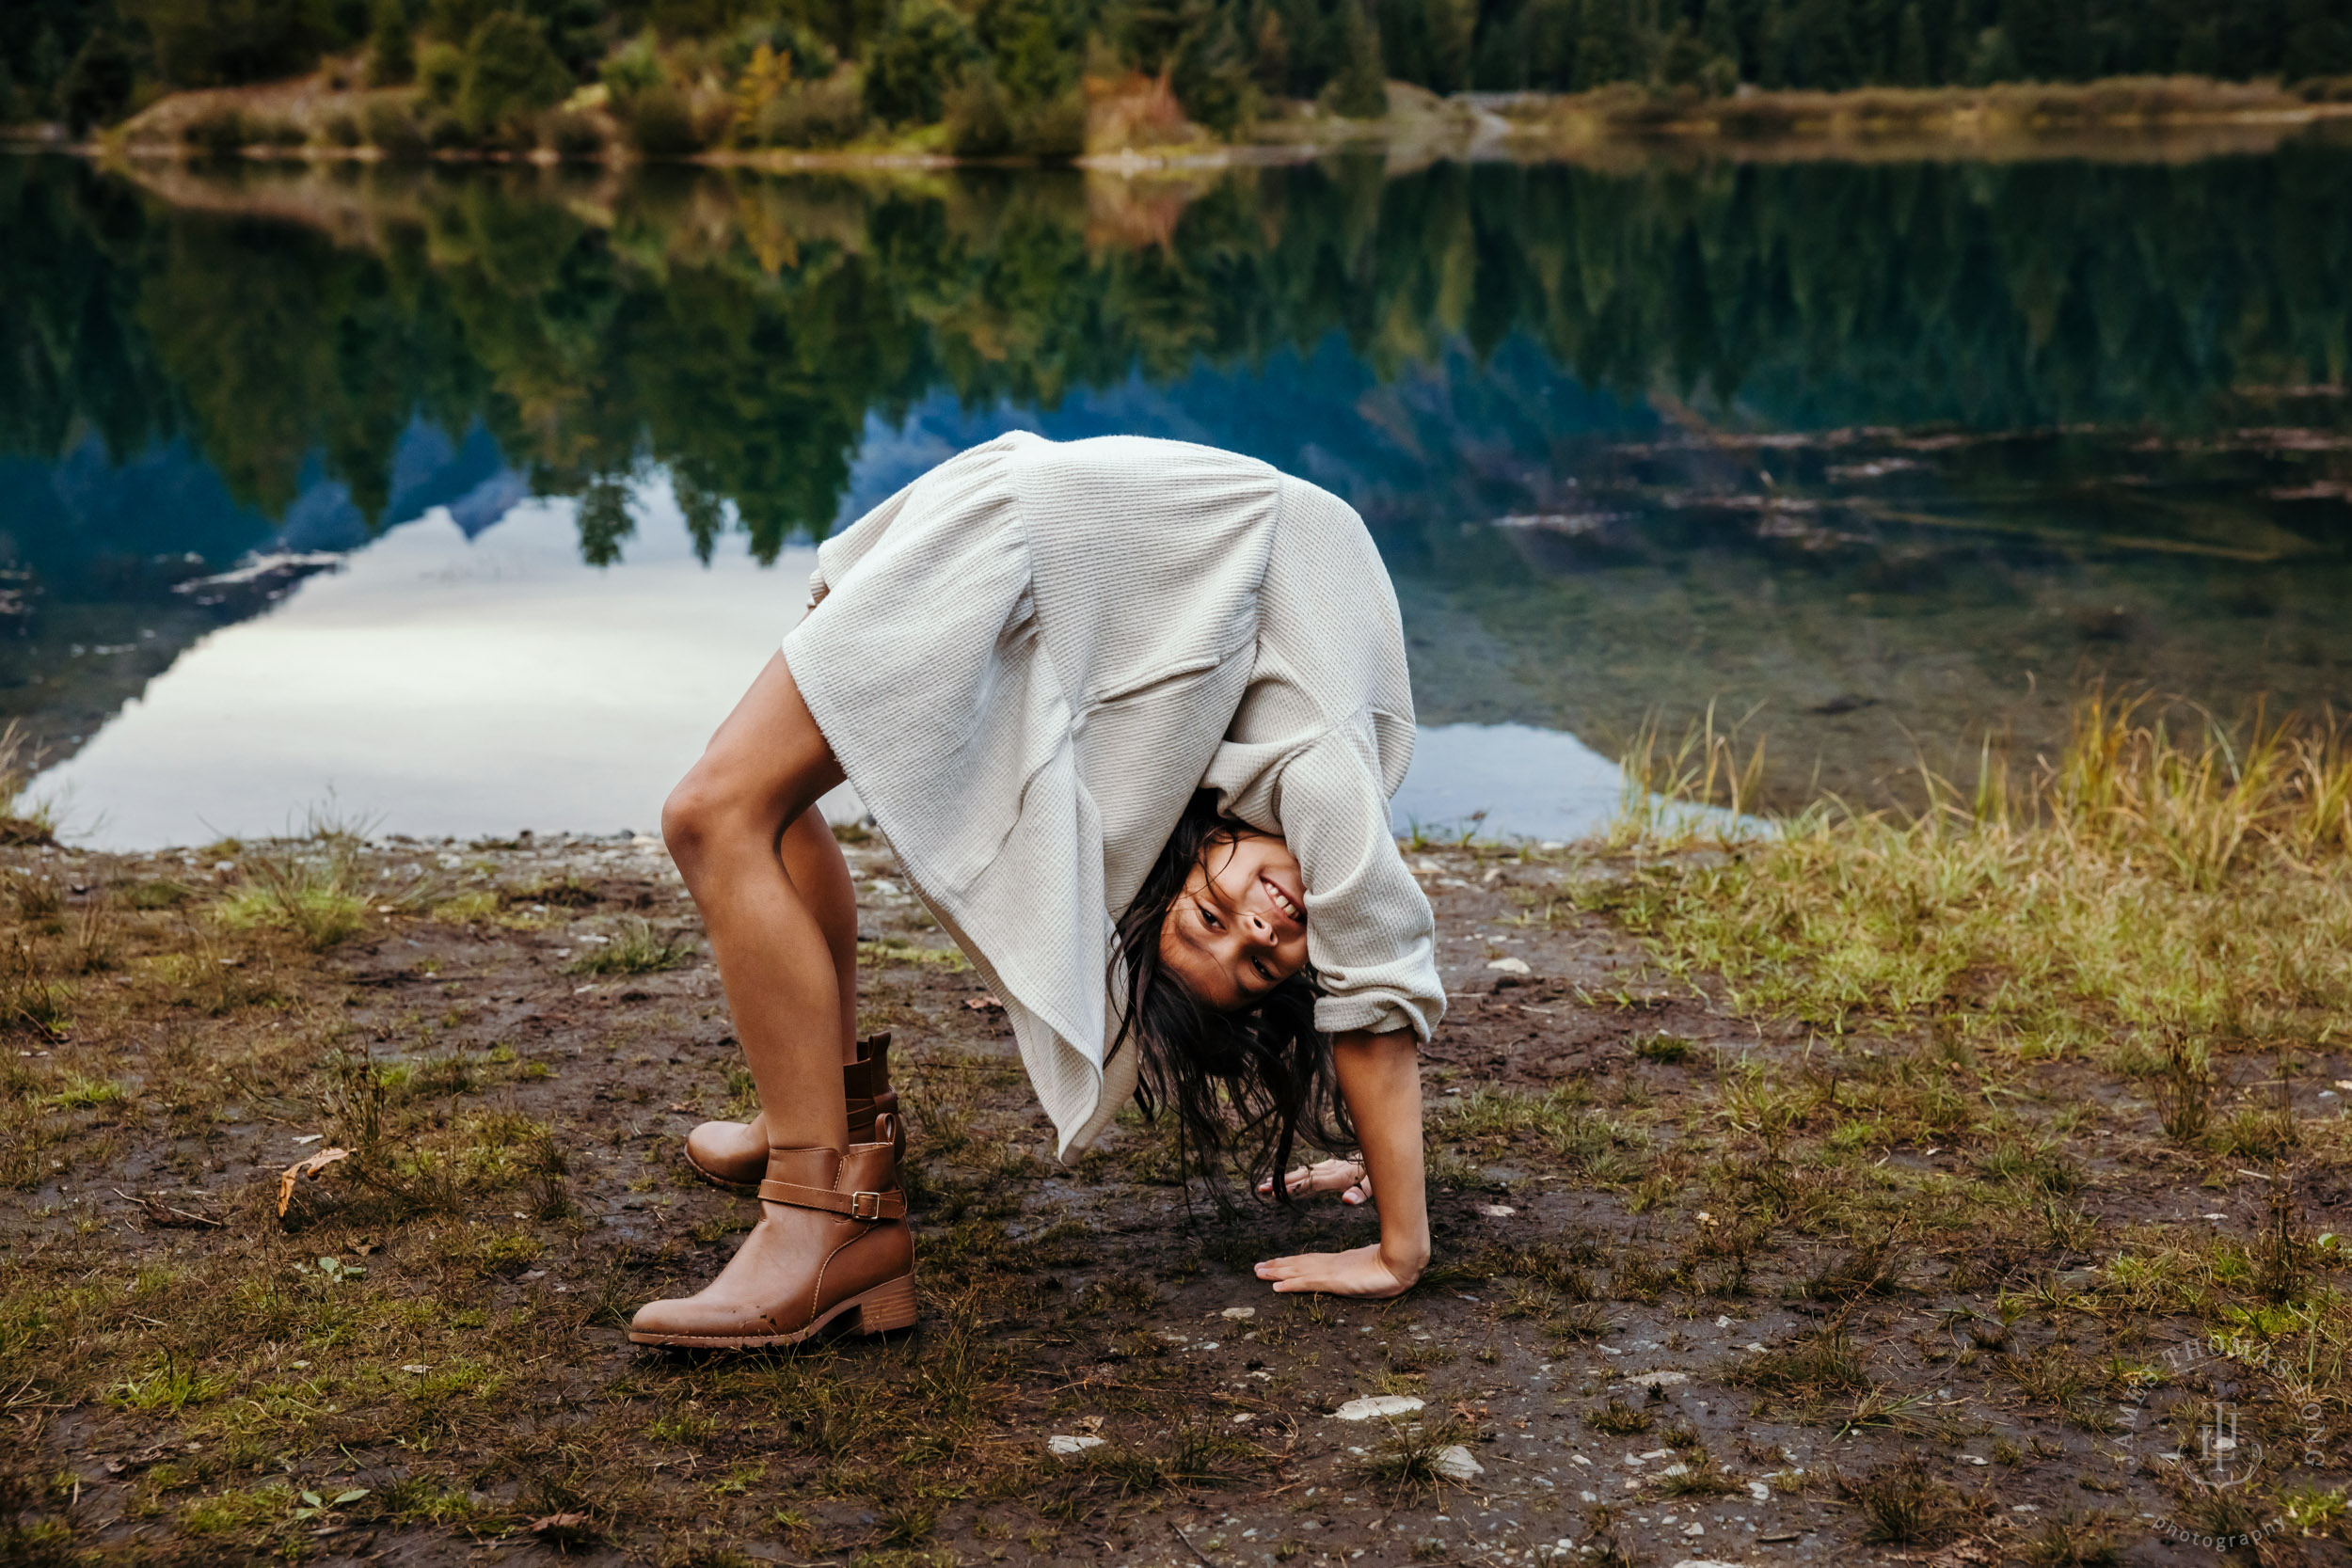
[663,653,850,1152]
[633,651,915,1349]
[711,805,861,1156]
[778,803,861,1069]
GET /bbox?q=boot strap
[758,1179,905,1220]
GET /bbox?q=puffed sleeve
[1204,723,1445,1043]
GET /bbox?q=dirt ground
[3,826,2345,1567]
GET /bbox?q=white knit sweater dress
[782,432,1446,1158]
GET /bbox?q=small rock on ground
[1434,1444,1484,1481]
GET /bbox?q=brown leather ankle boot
[685,1032,898,1194]
[630,1117,916,1348]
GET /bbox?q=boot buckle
[849,1190,885,1220]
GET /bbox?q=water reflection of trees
[4,143,2349,563]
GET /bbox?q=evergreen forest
[6,0,2352,156]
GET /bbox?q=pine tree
[2001,0,2063,80]
[1520,0,1582,88]
[2286,0,2352,80]
[1755,0,1788,86]
[1575,0,1641,86]
[1375,0,1434,84]
[59,28,133,131]
[1701,0,1739,62]
[30,24,68,107]
[1893,1,1926,82]
[1432,0,1477,91]
[370,0,416,86]
[456,11,572,136]
[1941,0,1976,85]
[1323,0,1387,114]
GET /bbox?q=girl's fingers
[1260,1159,1371,1200]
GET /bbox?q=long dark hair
[1108,791,1353,1200]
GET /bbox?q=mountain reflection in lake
[3,143,2349,846]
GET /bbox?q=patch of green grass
[1631,1032,1693,1064]
[216,832,372,948]
[119,879,196,911]
[40,1075,128,1111]
[430,890,502,924]
[0,935,70,1037]
[404,1357,511,1412]
[856,936,967,971]
[178,1481,291,1538]
[564,916,696,974]
[647,1406,718,1445]
[112,1354,232,1415]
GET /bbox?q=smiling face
[1155,830,1311,1011]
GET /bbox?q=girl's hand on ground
[1255,1157,1373,1205]
[1253,1243,1417,1298]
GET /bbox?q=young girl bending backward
[630,433,1445,1347]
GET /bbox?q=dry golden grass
[1611,693,2352,1072]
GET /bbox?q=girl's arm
[1252,1027,1429,1297]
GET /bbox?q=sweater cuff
[1314,993,1429,1042]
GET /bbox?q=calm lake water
[4,140,2350,847]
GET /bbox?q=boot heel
[850,1274,918,1334]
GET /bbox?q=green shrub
[368,0,415,86]
[1171,15,1256,135]
[547,109,605,156]
[1319,0,1386,117]
[145,0,328,90]
[61,27,135,133]
[185,104,246,155]
[945,69,1085,158]
[1016,85,1085,156]
[362,99,426,156]
[600,27,666,104]
[324,110,363,146]
[622,84,705,154]
[755,72,868,147]
[943,66,1014,155]
[425,111,473,150]
[864,0,981,124]
[457,11,573,137]
[417,40,463,105]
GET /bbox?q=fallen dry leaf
[964,994,1005,1012]
[276,1148,351,1216]
[530,1512,592,1535]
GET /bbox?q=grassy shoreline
[14,71,2351,172]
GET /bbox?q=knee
[661,771,735,876]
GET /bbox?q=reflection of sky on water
[40,487,795,849]
[39,478,1619,850]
